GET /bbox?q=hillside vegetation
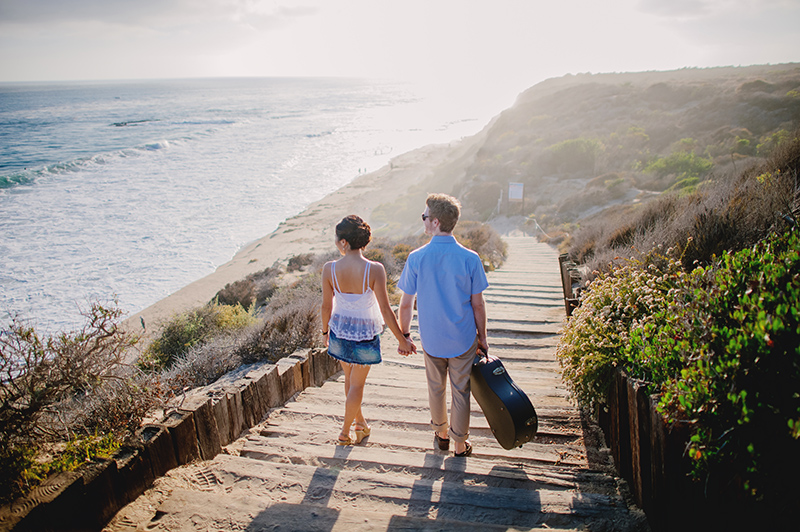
[556,138,799,520]
[374,64,799,245]
[461,65,799,224]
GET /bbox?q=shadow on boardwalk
[105,236,650,532]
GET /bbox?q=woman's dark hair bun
[336,215,371,250]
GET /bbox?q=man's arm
[471,292,488,354]
[399,292,415,337]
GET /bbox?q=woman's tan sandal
[354,425,371,444]
[337,434,354,446]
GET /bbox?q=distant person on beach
[398,194,489,457]
[322,215,417,446]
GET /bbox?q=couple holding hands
[320,193,488,457]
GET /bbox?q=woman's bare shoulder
[367,260,387,284]
[322,260,335,275]
[367,259,386,271]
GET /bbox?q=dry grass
[287,253,315,272]
[214,265,282,309]
[156,273,324,393]
[567,130,800,277]
[1,302,146,444]
[0,301,160,503]
[455,221,508,270]
[148,222,508,391]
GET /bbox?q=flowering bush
[658,228,800,502]
[556,250,686,408]
[557,228,800,504]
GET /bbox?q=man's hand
[476,339,489,358]
[397,336,417,357]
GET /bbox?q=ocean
[0,77,494,333]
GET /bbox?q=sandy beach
[125,131,486,338]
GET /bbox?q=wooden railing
[600,368,770,531]
[558,253,581,316]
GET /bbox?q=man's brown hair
[426,193,461,233]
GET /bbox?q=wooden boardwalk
[106,237,648,532]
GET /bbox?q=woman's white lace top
[329,261,384,341]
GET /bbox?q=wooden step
[142,455,640,530]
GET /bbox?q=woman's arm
[321,262,334,347]
[370,261,416,355]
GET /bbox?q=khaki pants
[423,338,477,443]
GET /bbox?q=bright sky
[1,0,799,111]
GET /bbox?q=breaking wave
[0,138,179,189]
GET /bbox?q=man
[398,193,489,457]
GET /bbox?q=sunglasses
[421,213,430,221]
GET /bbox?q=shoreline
[124,133,485,338]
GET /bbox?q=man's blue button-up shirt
[398,235,489,358]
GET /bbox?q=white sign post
[508,182,524,213]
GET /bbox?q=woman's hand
[397,336,416,356]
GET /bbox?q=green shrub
[556,250,686,408]
[644,151,713,179]
[541,137,602,174]
[0,445,38,504]
[29,433,122,483]
[391,243,414,265]
[733,136,754,156]
[140,302,256,371]
[756,129,791,156]
[666,176,701,194]
[215,302,258,331]
[658,228,800,503]
[557,228,800,504]
[364,248,390,271]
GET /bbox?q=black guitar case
[471,351,538,450]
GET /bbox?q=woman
[321,215,416,445]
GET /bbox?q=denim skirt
[327,330,382,365]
